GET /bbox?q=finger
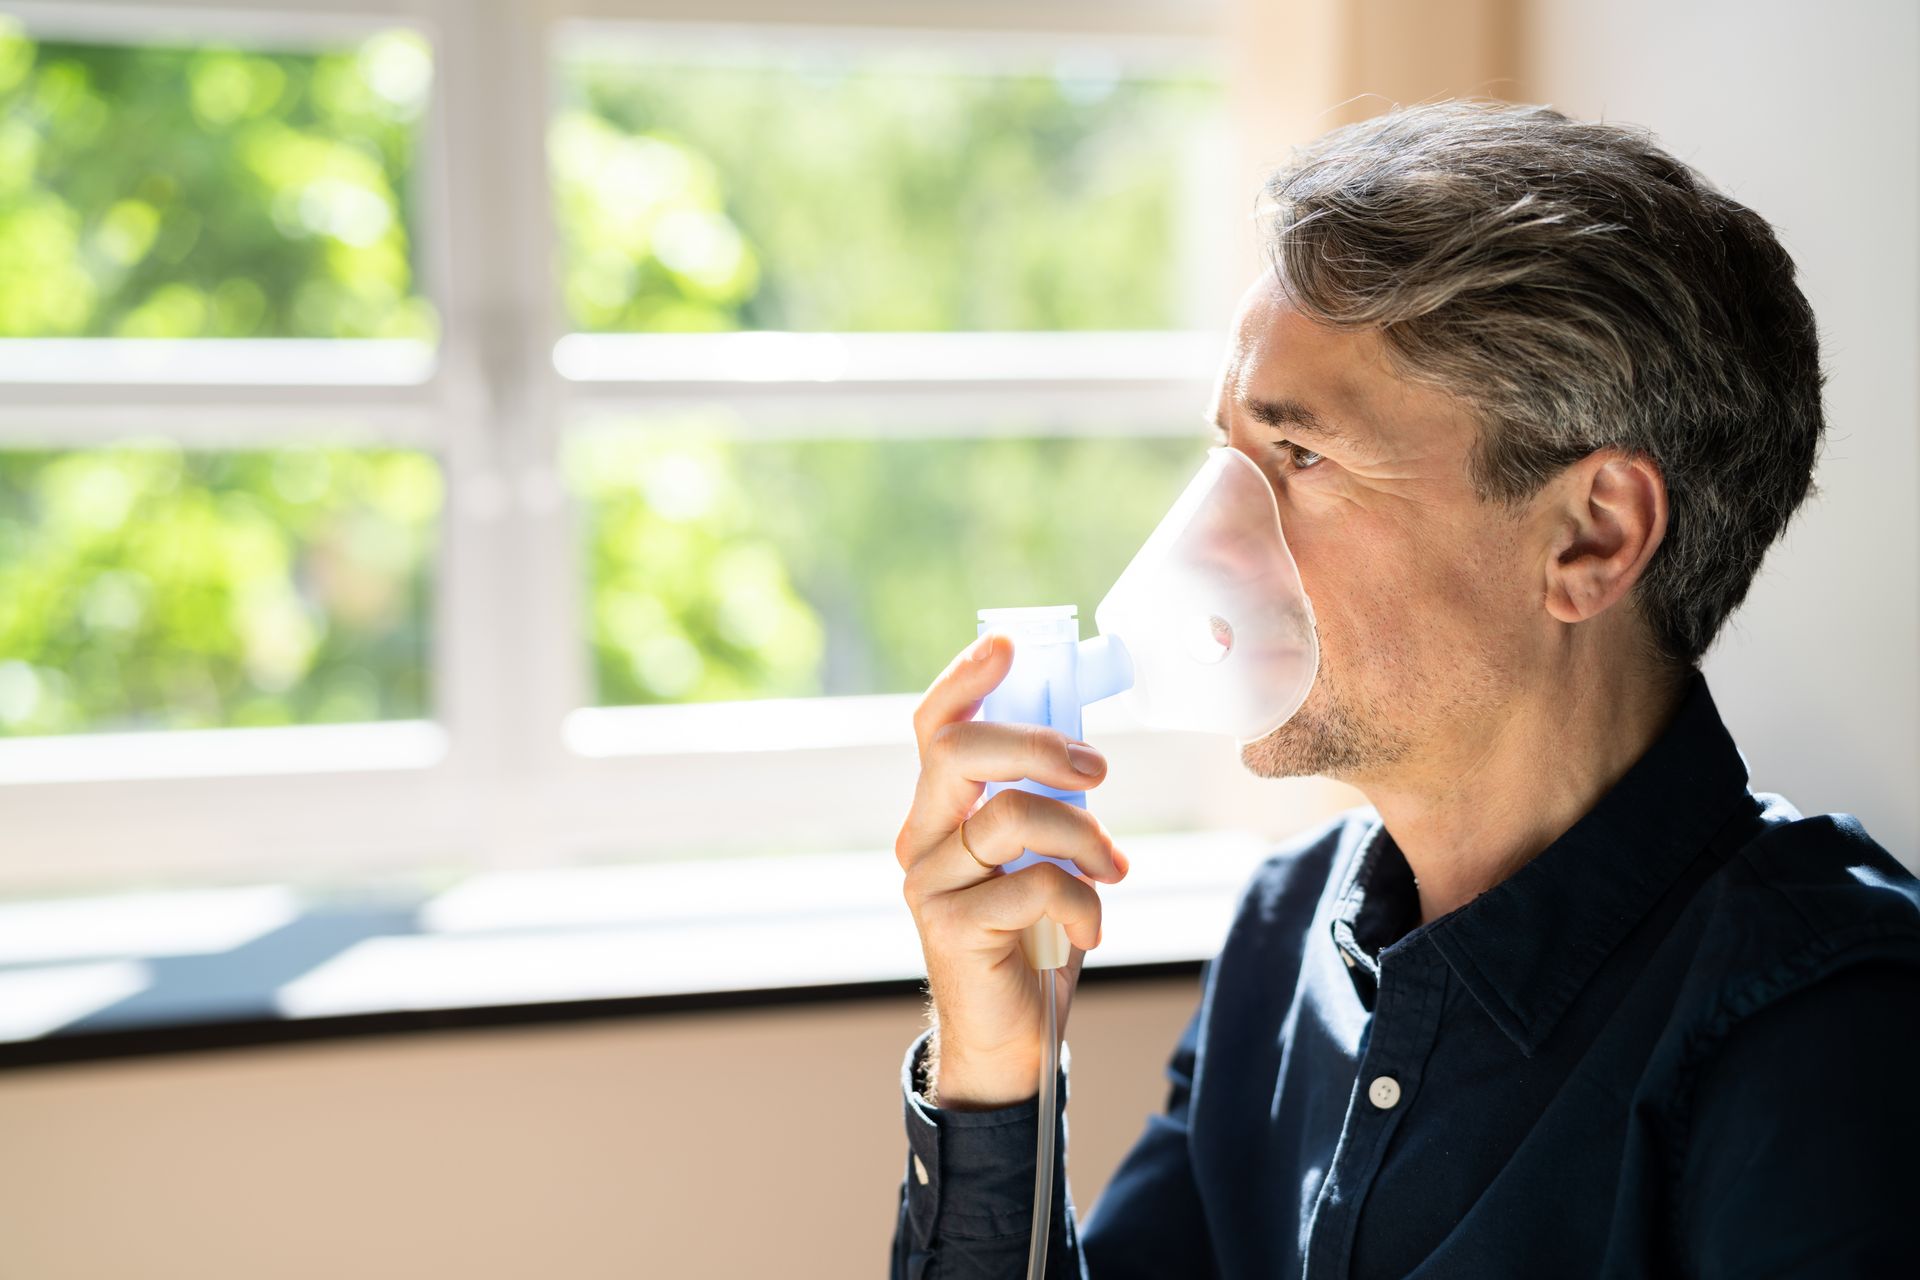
[910,632,1013,762]
[956,862,1105,953]
[902,719,1108,853]
[905,787,1124,901]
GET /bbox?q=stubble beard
[1239,654,1409,781]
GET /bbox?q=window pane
[0,445,439,735]
[567,416,1205,705]
[553,40,1224,333]
[0,20,435,339]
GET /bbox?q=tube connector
[1075,632,1134,707]
[1020,919,1072,971]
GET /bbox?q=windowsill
[0,828,1278,1070]
[0,721,450,786]
[0,693,1174,784]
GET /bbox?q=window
[2,2,1357,901]
[0,15,441,750]
[551,34,1221,334]
[548,29,1228,725]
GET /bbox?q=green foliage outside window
[569,422,1207,706]
[0,24,440,737]
[555,51,1225,707]
[553,51,1221,332]
[0,26,1224,733]
[0,444,438,736]
[0,19,434,339]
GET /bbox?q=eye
[1208,430,1325,472]
[1276,440,1324,470]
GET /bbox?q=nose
[1191,447,1293,584]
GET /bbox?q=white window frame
[0,0,1358,893]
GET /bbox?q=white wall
[1527,0,1920,864]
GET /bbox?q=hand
[895,631,1131,1109]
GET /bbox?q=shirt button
[1368,1075,1402,1109]
[913,1154,930,1185]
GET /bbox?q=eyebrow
[1209,396,1357,448]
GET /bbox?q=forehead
[1212,272,1486,462]
[1216,273,1387,427]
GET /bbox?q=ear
[1542,450,1668,625]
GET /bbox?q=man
[888,101,1920,1278]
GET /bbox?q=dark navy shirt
[891,675,1920,1278]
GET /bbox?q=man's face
[1218,272,1547,784]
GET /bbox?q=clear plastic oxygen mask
[970,445,1318,1280]
[1091,442,1319,739]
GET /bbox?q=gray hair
[1260,100,1826,667]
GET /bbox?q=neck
[1355,650,1688,927]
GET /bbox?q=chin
[1240,713,1342,780]
[1239,675,1407,780]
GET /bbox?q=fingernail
[969,634,995,662]
[1067,743,1104,775]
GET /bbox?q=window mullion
[429,0,588,861]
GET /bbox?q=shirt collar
[1329,824,1417,1005]
[1328,672,1753,1056]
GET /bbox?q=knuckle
[1031,860,1076,905]
[1016,721,1063,764]
[912,701,952,754]
[974,787,1021,840]
[916,891,958,943]
[994,786,1038,827]
[1048,862,1099,914]
[927,720,968,761]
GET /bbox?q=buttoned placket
[1303,937,1449,1279]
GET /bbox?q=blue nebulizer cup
[975,606,1133,971]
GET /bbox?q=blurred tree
[569,420,1207,705]
[554,52,1220,332]
[0,19,434,339]
[0,444,438,735]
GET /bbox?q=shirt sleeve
[1679,958,1920,1279]
[890,971,1218,1280]
[890,1025,1084,1280]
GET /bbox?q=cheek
[1288,497,1517,668]
[1284,503,1418,663]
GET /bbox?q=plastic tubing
[1027,965,1060,1280]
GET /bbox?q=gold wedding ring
[959,819,994,871]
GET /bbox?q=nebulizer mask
[972,445,1318,1280]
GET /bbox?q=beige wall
[0,977,1201,1279]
